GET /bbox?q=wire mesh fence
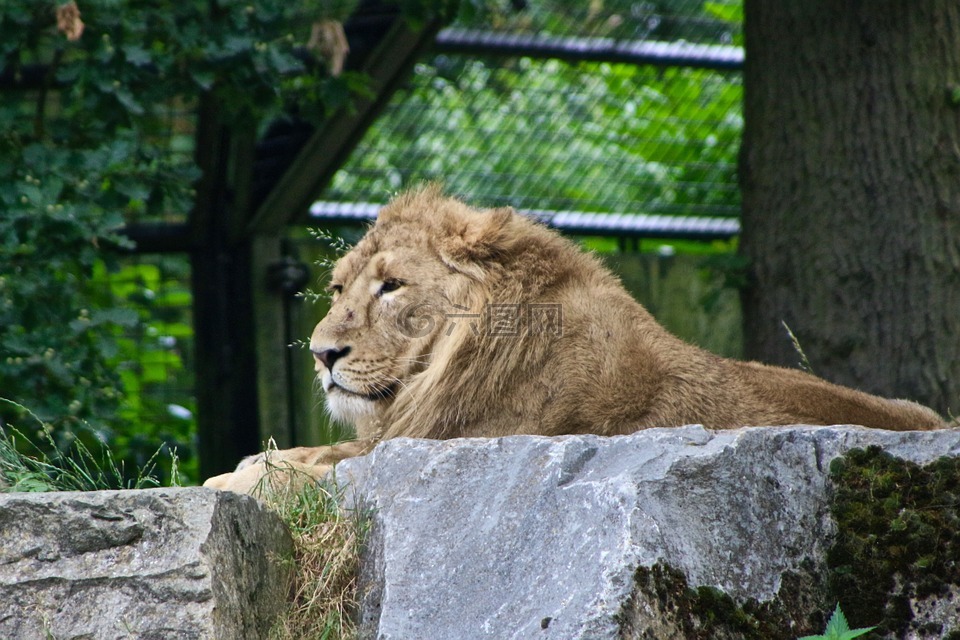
[322,0,743,224]
[326,56,741,217]
[458,0,741,45]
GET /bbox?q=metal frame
[309,201,740,241]
[434,27,743,70]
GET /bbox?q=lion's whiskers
[384,373,422,416]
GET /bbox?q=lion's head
[310,184,528,439]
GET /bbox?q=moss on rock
[828,446,960,637]
[617,561,827,639]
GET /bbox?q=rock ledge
[0,487,292,640]
[336,425,960,639]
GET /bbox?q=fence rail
[435,28,743,70]
[309,201,740,241]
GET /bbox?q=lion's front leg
[202,440,374,496]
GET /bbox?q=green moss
[828,446,960,637]
[617,562,827,639]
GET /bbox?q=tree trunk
[740,0,960,417]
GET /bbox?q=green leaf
[220,34,254,58]
[114,179,151,202]
[113,87,146,115]
[190,68,216,90]
[797,604,876,640]
[266,47,303,75]
[90,308,140,328]
[704,1,743,25]
[121,44,152,67]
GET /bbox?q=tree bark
[740,0,960,417]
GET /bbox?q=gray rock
[335,425,960,640]
[0,487,293,640]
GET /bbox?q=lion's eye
[329,284,343,299]
[377,279,403,297]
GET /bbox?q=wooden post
[191,98,264,479]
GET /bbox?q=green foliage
[703,0,743,46]
[88,258,199,483]
[828,447,960,636]
[798,604,875,640]
[0,0,365,483]
[330,0,742,229]
[0,401,177,492]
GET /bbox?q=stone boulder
[0,487,292,639]
[335,425,960,639]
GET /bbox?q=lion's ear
[437,206,513,271]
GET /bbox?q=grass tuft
[0,400,175,492]
[254,443,370,640]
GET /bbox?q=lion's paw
[202,459,333,496]
[203,441,372,496]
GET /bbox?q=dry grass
[255,450,369,640]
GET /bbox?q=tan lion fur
[204,185,946,492]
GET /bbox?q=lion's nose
[313,346,351,372]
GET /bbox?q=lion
[204,185,947,493]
